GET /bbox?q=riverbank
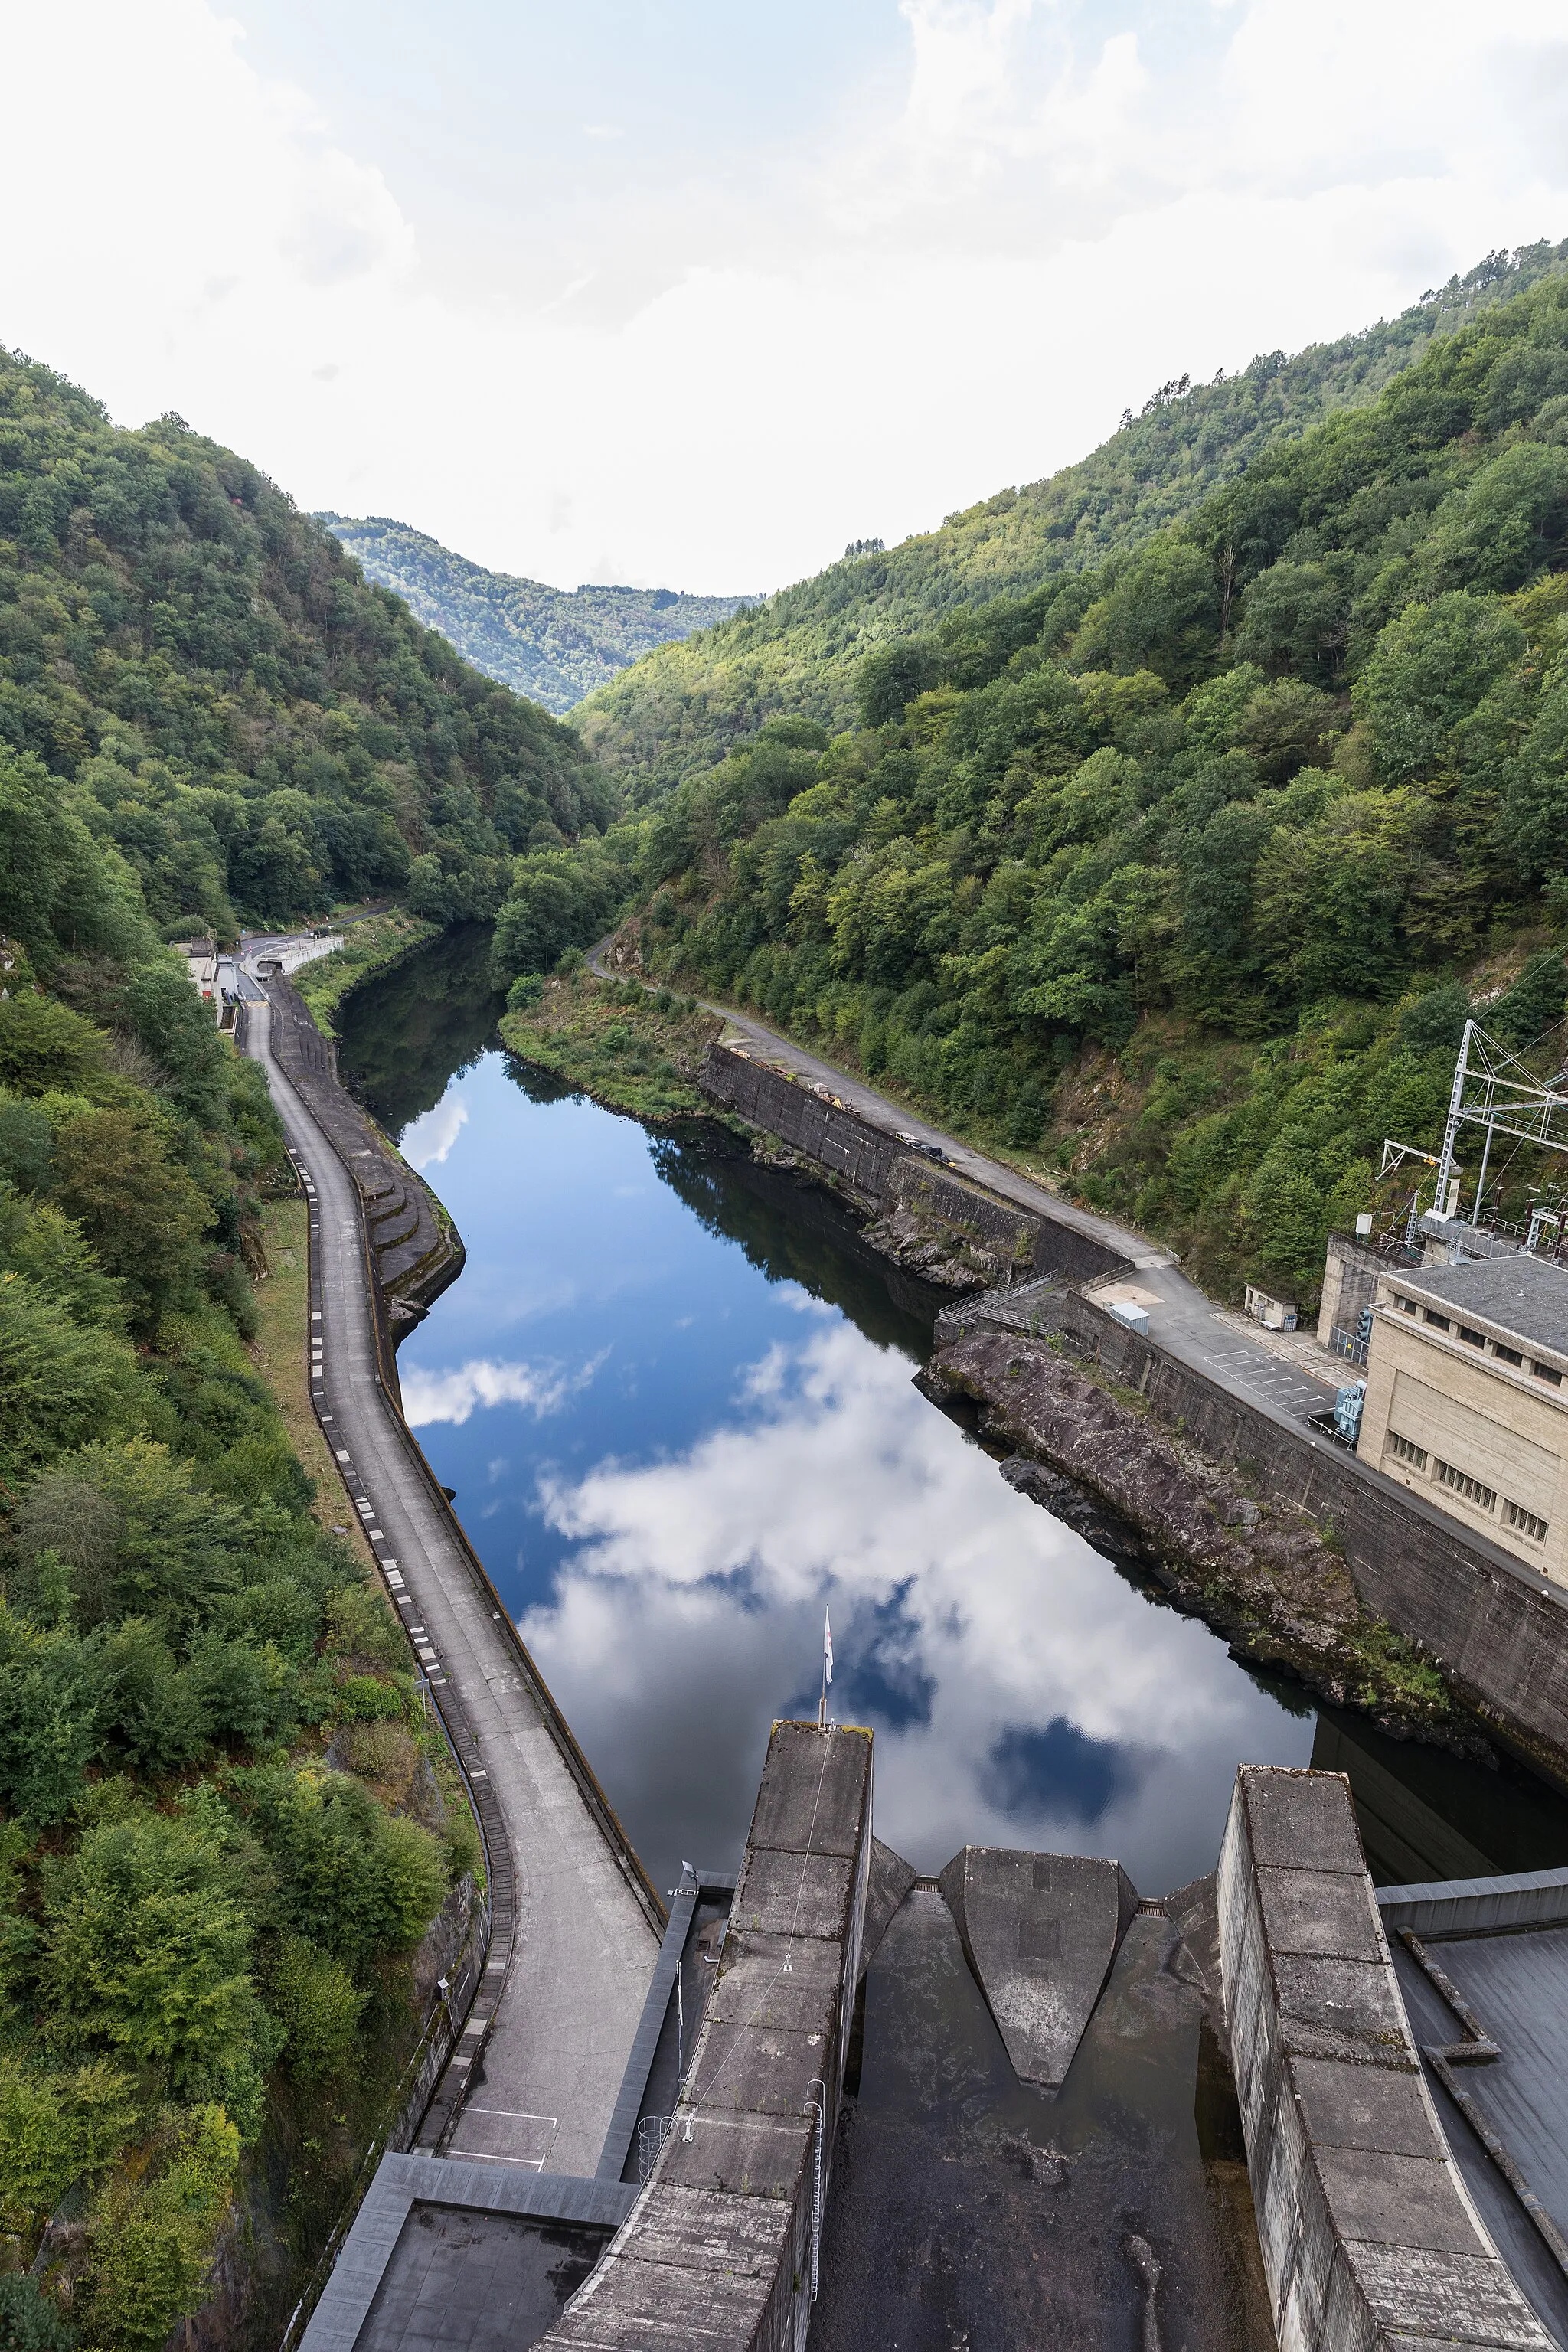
[498,965,724,1120]
[920,1324,1469,1749]
[292,909,437,1039]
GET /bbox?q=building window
[1433,1459,1498,1513]
[1426,1311,1451,1331]
[1533,1361,1564,1387]
[1396,1295,1418,1315]
[1387,1432,1427,1470]
[1494,1344,1524,1367]
[1505,1501,1550,1544]
[1459,1325,1485,1348]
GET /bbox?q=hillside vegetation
[494,266,1568,1313]
[0,352,609,942]
[319,514,750,714]
[0,649,475,2340]
[578,242,1568,802]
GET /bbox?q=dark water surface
[337,934,1568,1900]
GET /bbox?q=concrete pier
[939,1845,1141,2089]
[537,1721,874,2352]
[1217,1764,1553,2350]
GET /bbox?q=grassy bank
[499,967,723,1122]
[253,1198,375,1561]
[292,910,438,1040]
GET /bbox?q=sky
[4,1,1568,594]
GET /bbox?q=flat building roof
[1387,1254,1568,1363]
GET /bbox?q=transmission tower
[1429,1019,1568,1242]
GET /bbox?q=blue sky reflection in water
[389,1047,1314,1893]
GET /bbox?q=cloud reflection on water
[521,1322,1312,1893]
[402,1351,605,1426]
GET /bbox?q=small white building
[1244,1285,1297,1331]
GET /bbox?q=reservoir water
[338,931,1568,1900]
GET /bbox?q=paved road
[242,985,659,2178]
[591,946,1341,1433]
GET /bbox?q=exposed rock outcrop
[922,1326,1478,1752]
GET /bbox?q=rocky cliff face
[921,1326,1474,1751]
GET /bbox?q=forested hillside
[494,266,1568,1312]
[579,242,1568,801]
[319,514,750,714]
[0,690,474,2333]
[0,351,609,941]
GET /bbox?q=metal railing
[1329,1327,1370,1367]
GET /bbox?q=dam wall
[1217,1764,1551,2351]
[699,1043,1132,1286]
[537,1720,874,2352]
[256,975,464,1345]
[936,1281,1568,1791]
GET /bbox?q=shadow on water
[643,1123,946,1357]
[500,1037,946,1355]
[332,925,1568,1893]
[335,922,505,1132]
[1312,1710,1568,1885]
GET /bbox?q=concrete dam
[242,952,1568,2350]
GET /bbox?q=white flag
[823,1607,834,1686]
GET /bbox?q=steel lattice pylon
[1431,1019,1568,1234]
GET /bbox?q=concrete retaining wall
[538,1720,874,2352]
[255,979,464,1349]
[1217,1764,1552,2351]
[704,1037,1568,1784]
[953,1279,1568,1790]
[699,1044,1131,1285]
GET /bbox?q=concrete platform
[939,1845,1141,2089]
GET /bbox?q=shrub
[80,2105,240,2352]
[266,1938,365,2086]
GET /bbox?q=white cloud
[1,1,1565,594]
[401,1351,603,1426]
[524,1326,1309,1889]
[400,1094,468,1170]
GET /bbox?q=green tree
[0,2058,136,2233]
[43,1813,263,2100]
[81,2105,240,2352]
[1072,539,1221,689]
[51,1111,210,1318]
[1352,593,1525,785]
[0,1605,100,1823]
[266,1937,366,2086]
[0,2273,77,2352]
[0,1276,145,1488]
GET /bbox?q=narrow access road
[243,985,659,2179]
[590,946,1340,1431]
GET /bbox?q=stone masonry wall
[1217,1764,1551,2351]
[254,980,465,1348]
[699,1044,1132,1285]
[937,1283,1568,1789]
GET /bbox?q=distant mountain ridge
[318,513,752,714]
[576,239,1568,800]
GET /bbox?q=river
[336,929,1568,1900]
